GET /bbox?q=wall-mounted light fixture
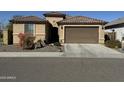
[61,26,63,29]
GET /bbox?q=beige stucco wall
[13,24,24,44]
[45,17,63,27]
[58,25,105,44]
[34,24,46,42]
[13,23,46,44]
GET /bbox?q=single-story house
[104,17,124,42]
[9,12,107,45]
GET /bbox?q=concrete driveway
[64,44,124,58]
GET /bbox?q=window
[24,24,34,34]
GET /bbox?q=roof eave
[105,23,124,29]
[43,14,66,17]
[58,22,107,25]
[10,20,47,24]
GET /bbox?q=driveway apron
[64,44,124,58]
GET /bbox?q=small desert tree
[18,33,25,48]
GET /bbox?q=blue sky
[0,11,124,25]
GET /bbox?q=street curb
[0,52,64,57]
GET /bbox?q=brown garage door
[65,26,99,43]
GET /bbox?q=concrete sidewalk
[0,52,64,57]
[0,44,124,58]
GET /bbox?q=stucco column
[99,26,105,44]
[3,28,8,45]
[58,26,64,44]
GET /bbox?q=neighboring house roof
[105,17,124,29]
[58,16,107,25]
[43,12,66,17]
[10,16,47,24]
[65,16,73,19]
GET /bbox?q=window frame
[24,24,35,36]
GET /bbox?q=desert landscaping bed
[0,45,64,52]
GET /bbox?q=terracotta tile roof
[58,16,107,25]
[10,16,47,24]
[43,12,66,17]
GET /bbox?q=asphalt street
[0,57,124,82]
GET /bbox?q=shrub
[105,40,121,48]
[18,33,25,47]
[44,40,49,45]
[41,40,46,47]
[35,39,44,49]
[23,36,35,49]
[54,42,61,46]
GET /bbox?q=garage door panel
[65,26,99,43]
